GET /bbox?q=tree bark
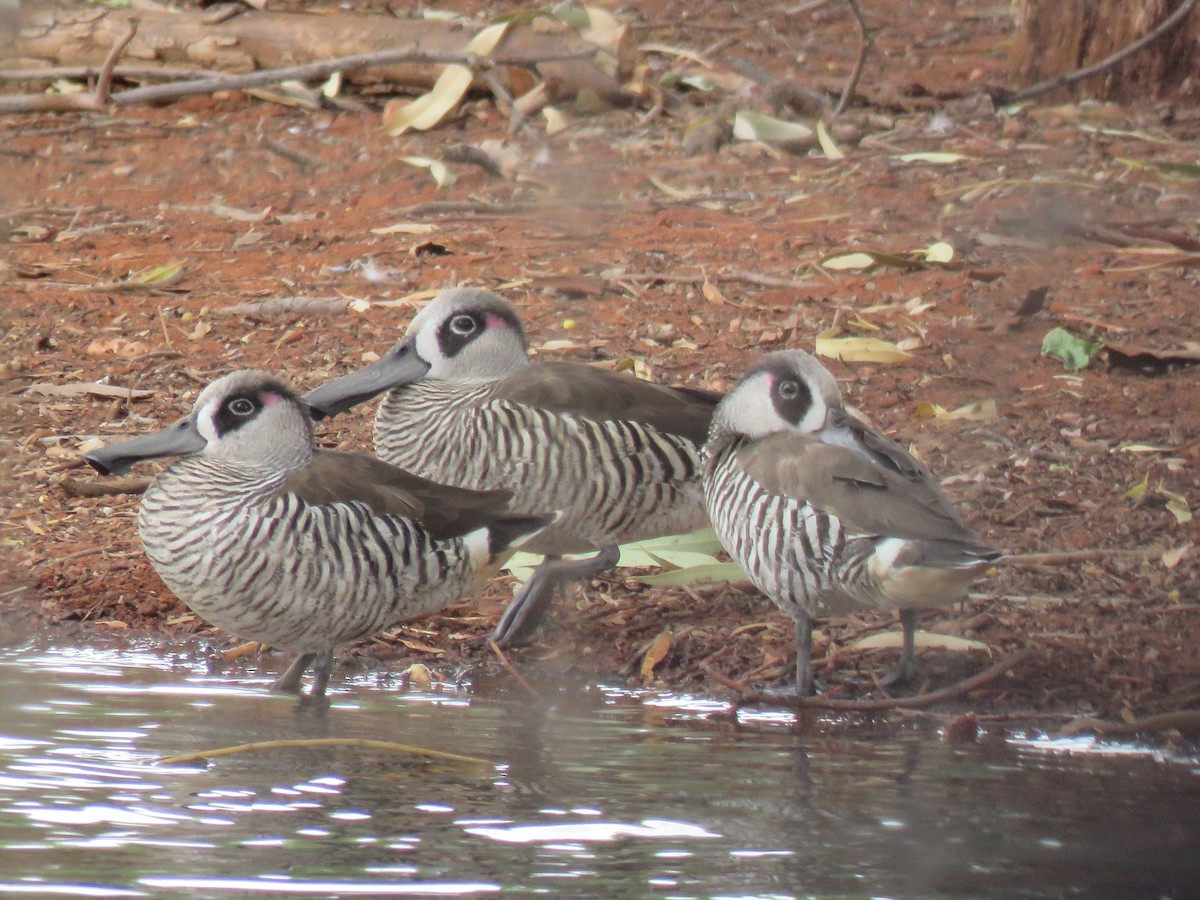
[1011,0,1200,101]
[0,1,623,100]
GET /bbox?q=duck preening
[84,369,553,697]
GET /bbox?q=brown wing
[737,432,976,543]
[278,450,516,540]
[489,361,720,444]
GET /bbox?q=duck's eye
[227,397,256,417]
[449,314,477,336]
[778,379,801,400]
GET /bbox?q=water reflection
[0,645,1195,898]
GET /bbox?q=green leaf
[635,562,746,587]
[1041,326,1101,371]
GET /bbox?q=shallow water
[0,645,1196,899]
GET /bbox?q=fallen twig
[487,638,538,698]
[832,0,873,117]
[59,475,152,498]
[159,737,491,766]
[735,647,1035,711]
[1003,548,1157,566]
[0,18,140,113]
[0,64,221,82]
[1056,710,1200,738]
[0,44,596,115]
[1004,0,1198,104]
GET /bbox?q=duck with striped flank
[305,287,720,647]
[84,369,554,697]
[703,350,1002,695]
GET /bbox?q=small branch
[1005,0,1198,104]
[1056,710,1200,738]
[0,45,596,115]
[487,638,538,698]
[96,18,140,105]
[59,475,152,497]
[832,0,874,117]
[159,737,491,766]
[1003,548,1157,566]
[0,64,221,82]
[735,647,1035,711]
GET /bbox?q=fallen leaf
[1041,326,1101,371]
[816,119,844,160]
[400,156,457,188]
[24,382,153,400]
[851,632,994,653]
[894,151,969,164]
[701,272,726,305]
[732,110,814,144]
[923,241,955,263]
[85,337,151,358]
[371,222,439,236]
[635,562,745,586]
[815,336,913,364]
[1162,543,1192,569]
[1123,472,1149,501]
[542,106,568,135]
[913,398,998,423]
[398,637,445,656]
[382,22,509,135]
[641,630,672,684]
[402,663,433,689]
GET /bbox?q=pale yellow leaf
[401,663,433,689]
[371,222,439,236]
[641,630,672,684]
[895,151,969,164]
[819,251,878,271]
[382,23,509,135]
[923,241,955,263]
[732,110,813,143]
[815,336,913,364]
[851,632,994,653]
[1162,543,1192,569]
[399,156,456,188]
[816,119,844,160]
[702,272,725,305]
[542,106,568,135]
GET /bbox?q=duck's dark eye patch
[216,393,262,435]
[771,376,813,425]
[438,312,485,357]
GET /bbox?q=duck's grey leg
[491,543,622,648]
[879,607,919,687]
[308,649,336,698]
[793,613,817,697]
[272,652,316,693]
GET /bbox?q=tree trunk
[1010,0,1200,101]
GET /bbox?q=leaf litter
[4,0,1199,729]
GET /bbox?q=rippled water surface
[0,645,1197,898]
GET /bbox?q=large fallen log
[0,1,627,110]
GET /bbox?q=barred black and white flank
[703,350,1002,695]
[306,288,720,646]
[85,370,552,697]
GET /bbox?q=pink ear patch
[483,312,507,329]
[261,391,281,406]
